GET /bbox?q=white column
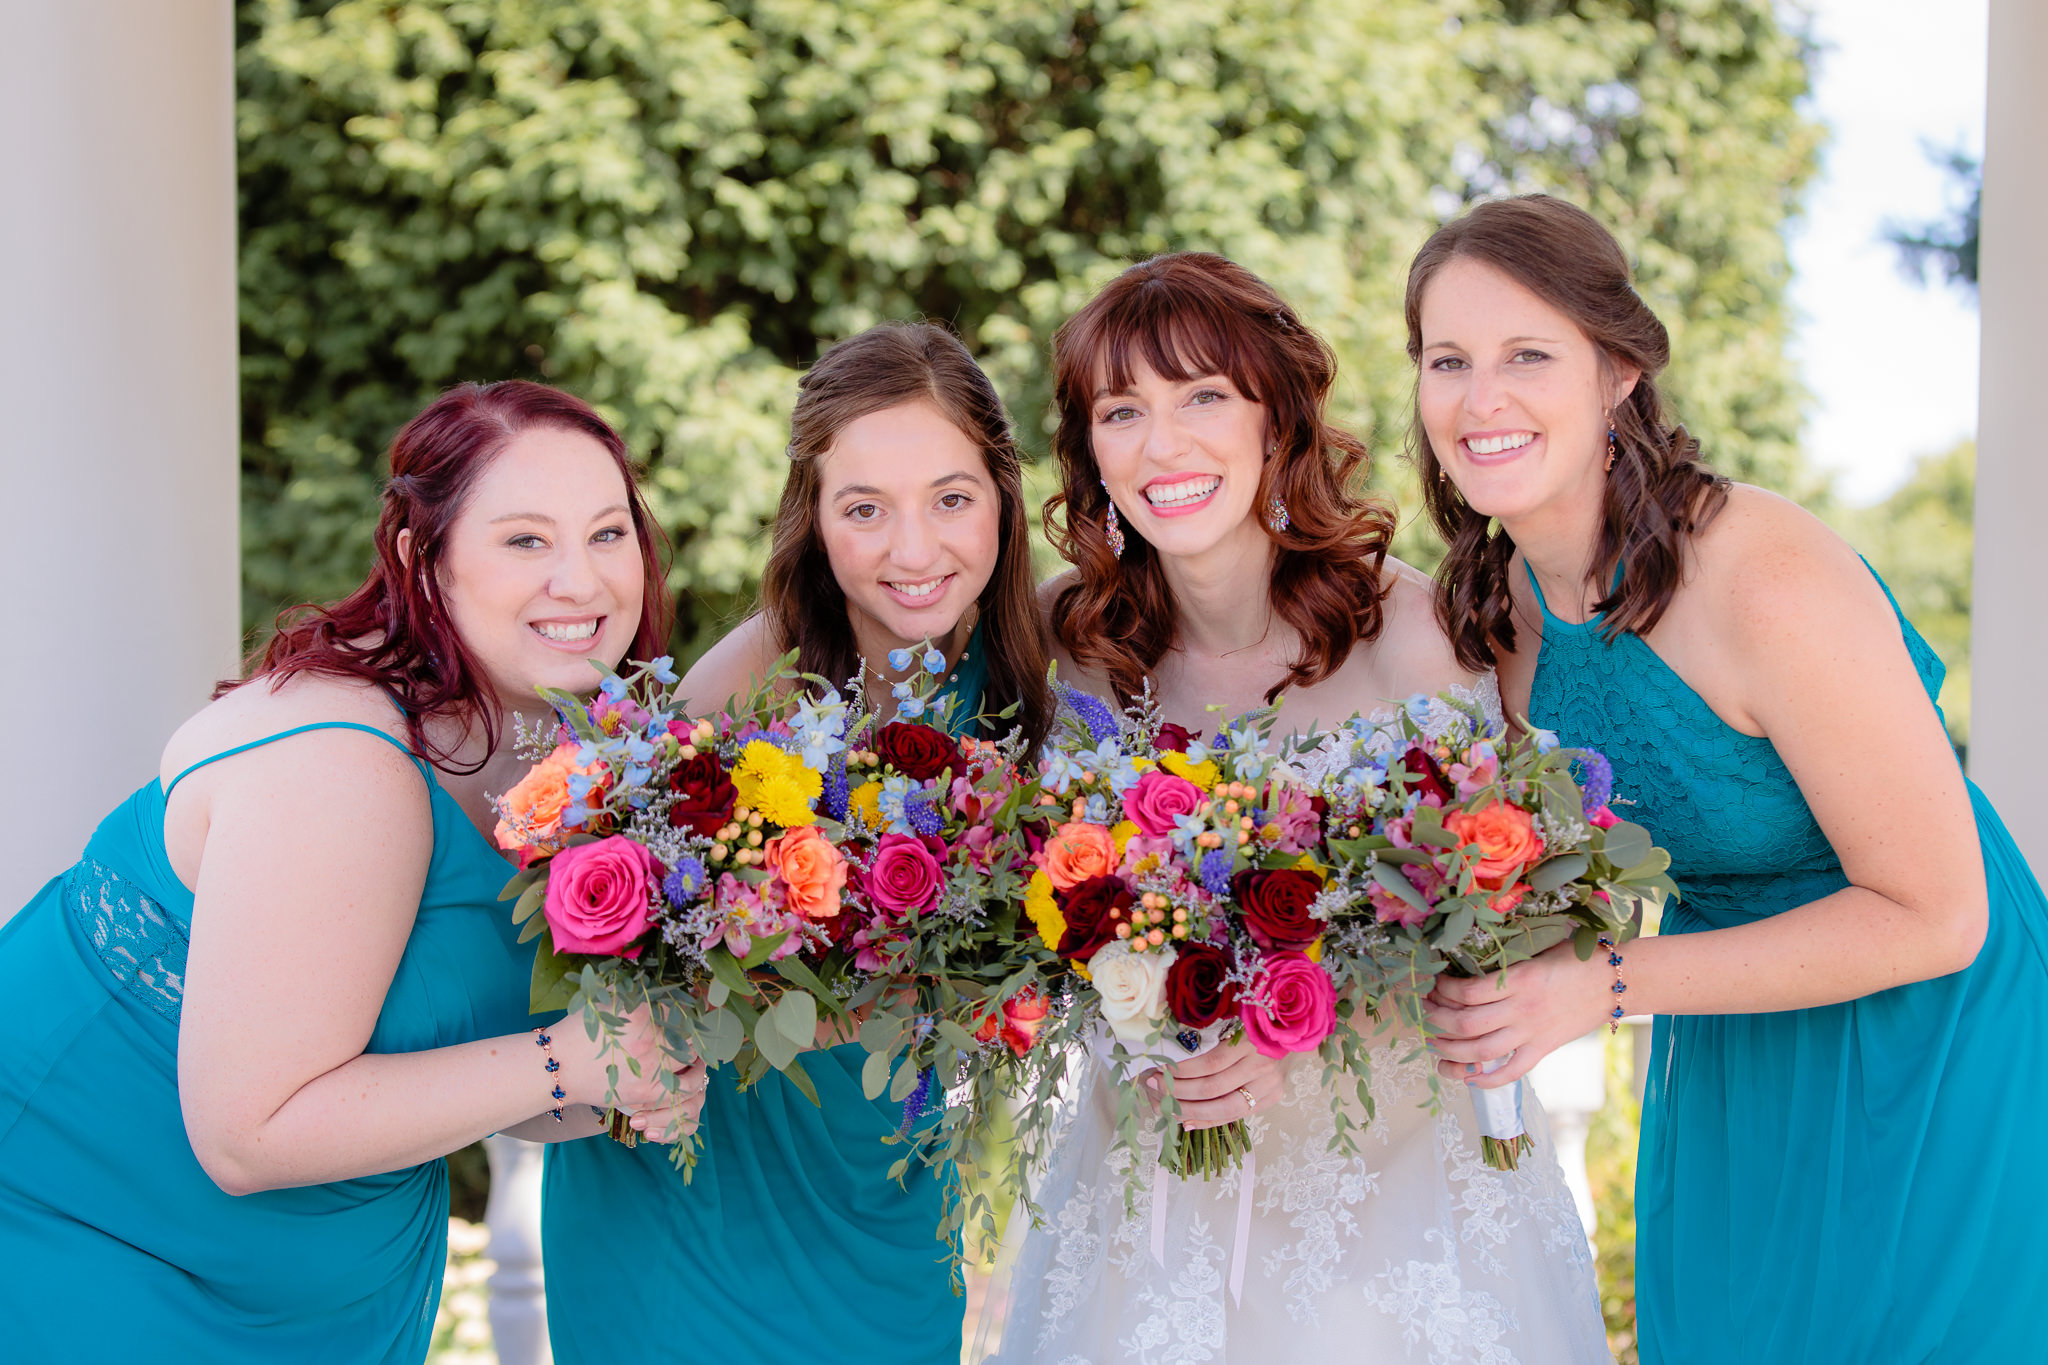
[1972,0,2048,873]
[483,1135,554,1365]
[0,1,239,919]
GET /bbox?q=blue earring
[1100,480,1126,558]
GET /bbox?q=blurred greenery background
[234,4,1974,1361]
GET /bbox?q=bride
[981,252,1608,1363]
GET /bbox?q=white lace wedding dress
[976,680,1611,1365]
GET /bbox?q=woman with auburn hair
[1410,195,2048,1363]
[985,253,1607,1363]
[543,321,1052,1365]
[0,381,701,1361]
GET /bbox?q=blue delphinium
[897,1065,937,1135]
[922,647,946,675]
[887,647,915,672]
[648,655,679,685]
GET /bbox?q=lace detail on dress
[63,858,187,1023]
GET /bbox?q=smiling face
[1089,361,1272,566]
[1417,257,1638,528]
[431,425,645,704]
[816,399,1001,657]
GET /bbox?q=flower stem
[1166,1119,1251,1180]
[607,1108,638,1147]
[1480,1133,1531,1170]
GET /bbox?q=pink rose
[543,836,661,958]
[866,833,944,917]
[1122,769,1204,837]
[1242,951,1337,1057]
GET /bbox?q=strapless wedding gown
[978,679,1611,1365]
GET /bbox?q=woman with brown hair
[983,254,1607,1363]
[1411,195,2048,1363]
[542,321,1052,1365]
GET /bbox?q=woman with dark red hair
[983,254,1607,1362]
[0,381,702,1360]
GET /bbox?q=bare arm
[1429,502,1986,1082]
[176,731,695,1194]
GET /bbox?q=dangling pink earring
[1100,479,1126,558]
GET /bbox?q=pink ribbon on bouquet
[1149,1145,1259,1307]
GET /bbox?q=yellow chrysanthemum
[1131,757,1157,773]
[1293,853,1327,880]
[848,779,883,826]
[1160,751,1219,790]
[1110,820,1141,859]
[732,740,821,825]
[1023,870,1066,947]
[753,773,819,828]
[1307,937,1324,963]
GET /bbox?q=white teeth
[889,578,944,600]
[1466,432,1535,456]
[1143,476,1221,507]
[534,620,598,642]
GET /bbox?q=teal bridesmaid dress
[1525,564,2048,1364]
[0,722,538,1362]
[542,640,990,1365]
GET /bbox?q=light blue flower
[576,742,600,767]
[877,775,918,834]
[1083,739,1144,796]
[922,647,946,676]
[559,803,587,828]
[1082,792,1111,825]
[1041,748,1084,794]
[624,763,653,788]
[891,681,913,700]
[899,696,927,720]
[566,774,595,800]
[600,675,628,702]
[1182,740,1213,765]
[790,688,849,772]
[1168,811,1208,861]
[1532,729,1561,754]
[625,736,655,763]
[887,648,914,672]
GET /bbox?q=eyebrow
[830,470,987,500]
[1090,373,1232,403]
[488,503,631,526]
[1422,334,1565,351]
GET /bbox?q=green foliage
[238,0,1821,645]
[1830,440,1975,747]
[1587,1029,1645,1365]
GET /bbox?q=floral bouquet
[998,680,1416,1196]
[493,648,1044,1196]
[1297,691,1676,1168]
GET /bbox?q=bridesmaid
[542,322,1053,1365]
[1411,195,2048,1363]
[0,381,702,1360]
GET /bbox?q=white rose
[1091,940,1177,1046]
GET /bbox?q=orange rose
[1037,821,1116,890]
[764,824,849,919]
[1444,800,1545,890]
[495,743,605,849]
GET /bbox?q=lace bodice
[1523,565,1947,934]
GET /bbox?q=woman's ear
[1610,364,1643,412]
[395,528,414,570]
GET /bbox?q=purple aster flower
[1054,680,1120,745]
[1200,848,1234,896]
[1569,750,1614,817]
[663,857,708,908]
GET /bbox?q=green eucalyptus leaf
[1529,852,1590,893]
[1599,821,1654,871]
[861,1046,894,1099]
[737,931,791,970]
[780,1054,821,1107]
[1371,860,1429,914]
[511,879,547,926]
[754,1012,799,1070]
[772,989,818,1046]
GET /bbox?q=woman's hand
[553,1003,696,1115]
[1421,942,1613,1087]
[1151,1034,1289,1129]
[623,1060,710,1144]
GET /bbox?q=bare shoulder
[162,671,410,787]
[1684,483,1883,638]
[1036,570,1101,691]
[676,614,785,713]
[1368,557,1481,696]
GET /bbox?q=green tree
[1831,440,1974,749]
[237,0,1821,651]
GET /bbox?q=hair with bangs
[228,380,674,772]
[759,322,1053,753]
[1045,251,1397,704]
[1403,195,1728,670]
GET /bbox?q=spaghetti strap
[1522,560,1554,617]
[165,721,429,796]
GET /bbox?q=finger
[1166,1055,1269,1102]
[1464,1047,1539,1088]
[1168,1045,1242,1080]
[1432,973,1513,1007]
[1425,1026,1523,1068]
[1420,997,1521,1040]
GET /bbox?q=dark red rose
[1154,722,1201,753]
[874,721,963,782]
[1165,942,1239,1029]
[1399,745,1453,808]
[667,753,737,836]
[1055,875,1135,961]
[1232,868,1324,951]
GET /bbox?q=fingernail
[1464,1063,1477,1076]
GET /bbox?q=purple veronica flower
[1054,681,1120,745]
[821,755,850,821]
[1200,848,1234,896]
[897,1065,936,1135]
[1569,750,1615,817]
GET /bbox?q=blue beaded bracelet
[1597,934,1627,1033]
[535,1028,566,1121]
